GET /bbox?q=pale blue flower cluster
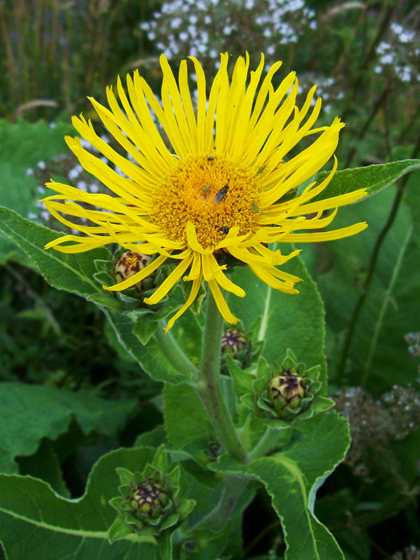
[374,22,419,83]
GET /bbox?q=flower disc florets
[153,154,261,248]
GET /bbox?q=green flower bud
[130,478,170,519]
[267,370,311,417]
[221,328,247,356]
[108,446,196,543]
[114,251,151,288]
[232,350,333,428]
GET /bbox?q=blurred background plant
[1,0,420,558]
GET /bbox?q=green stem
[155,323,197,377]
[195,292,247,463]
[246,428,279,462]
[191,477,249,533]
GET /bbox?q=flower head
[43,53,367,329]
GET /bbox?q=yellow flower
[43,54,367,330]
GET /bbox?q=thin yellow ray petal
[246,76,298,167]
[144,252,193,305]
[206,254,244,297]
[280,222,368,242]
[189,57,207,151]
[265,264,302,284]
[249,264,300,294]
[45,235,109,252]
[183,252,202,281]
[178,60,198,151]
[165,274,203,332]
[129,71,175,163]
[247,61,284,132]
[288,189,367,216]
[204,54,228,151]
[104,254,168,291]
[139,75,186,158]
[208,279,239,324]
[69,118,155,189]
[160,55,192,154]
[186,222,213,254]
[228,245,273,266]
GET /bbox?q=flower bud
[130,478,170,520]
[268,370,310,416]
[114,251,151,288]
[108,446,196,543]
[221,328,247,356]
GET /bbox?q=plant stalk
[155,324,197,378]
[195,291,247,463]
[246,428,280,463]
[191,477,249,533]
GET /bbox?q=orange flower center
[152,154,261,248]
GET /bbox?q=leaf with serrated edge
[0,447,164,560]
[210,412,350,560]
[312,159,420,203]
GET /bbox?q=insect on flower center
[152,154,261,248]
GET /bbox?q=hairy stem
[246,428,280,462]
[195,291,247,462]
[191,477,249,533]
[155,323,197,377]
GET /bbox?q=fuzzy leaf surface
[0,447,162,560]
[211,412,350,560]
[230,252,327,385]
[313,159,420,203]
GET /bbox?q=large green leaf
[317,187,420,391]
[313,159,420,203]
[0,120,74,266]
[0,206,119,310]
[0,447,163,560]
[0,382,136,474]
[104,310,192,385]
[230,251,327,386]
[163,383,213,462]
[211,412,350,560]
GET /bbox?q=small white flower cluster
[374,22,419,83]
[140,0,316,76]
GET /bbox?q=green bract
[229,350,335,429]
[108,445,196,543]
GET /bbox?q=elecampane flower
[44,54,367,330]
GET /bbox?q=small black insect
[219,226,230,234]
[214,185,229,205]
[207,155,215,161]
